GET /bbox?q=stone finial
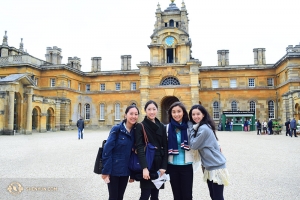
[19,38,24,51]
[171,0,175,3]
[2,30,8,46]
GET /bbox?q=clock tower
[148,0,192,64]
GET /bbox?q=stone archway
[46,108,55,131]
[161,96,179,124]
[32,107,41,132]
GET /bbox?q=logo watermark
[7,182,58,196]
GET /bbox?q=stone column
[165,49,167,63]
[173,48,175,63]
[26,92,33,134]
[55,99,61,131]
[8,91,14,134]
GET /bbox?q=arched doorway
[161,96,179,124]
[46,108,55,131]
[32,107,41,132]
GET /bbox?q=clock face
[165,36,174,46]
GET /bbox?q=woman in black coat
[135,100,168,200]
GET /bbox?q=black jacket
[76,119,84,130]
[135,116,168,189]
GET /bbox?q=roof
[0,73,35,86]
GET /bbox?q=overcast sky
[1,0,300,72]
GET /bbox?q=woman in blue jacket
[102,105,139,200]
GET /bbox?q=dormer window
[169,20,174,27]
[176,22,179,27]
[165,23,168,27]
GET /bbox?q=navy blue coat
[102,123,135,176]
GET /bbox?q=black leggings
[207,180,224,200]
[107,176,129,200]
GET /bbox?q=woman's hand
[129,179,134,183]
[143,168,150,180]
[159,169,166,177]
[101,174,109,180]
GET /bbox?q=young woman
[256,120,262,135]
[101,105,139,200]
[167,101,196,200]
[135,100,168,200]
[188,104,229,200]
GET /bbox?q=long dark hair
[168,101,189,123]
[123,105,140,123]
[144,100,158,111]
[189,104,218,140]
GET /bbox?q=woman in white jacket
[188,104,229,200]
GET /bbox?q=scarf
[168,118,190,155]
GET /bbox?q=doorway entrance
[161,96,179,124]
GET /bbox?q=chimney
[217,50,229,66]
[91,57,102,72]
[253,48,266,65]
[45,46,62,64]
[68,57,81,70]
[121,55,132,70]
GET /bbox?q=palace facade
[0,1,300,134]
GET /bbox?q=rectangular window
[100,83,105,91]
[131,82,136,91]
[35,78,38,86]
[50,78,56,87]
[68,80,71,88]
[230,79,237,88]
[115,83,120,91]
[115,103,120,120]
[100,104,105,120]
[267,78,274,86]
[212,80,219,88]
[86,84,90,91]
[248,78,255,87]
[78,83,81,91]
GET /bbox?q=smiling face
[145,103,157,121]
[171,106,184,123]
[125,107,139,125]
[191,108,204,124]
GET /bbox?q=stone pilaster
[7,91,14,135]
[55,99,61,131]
[26,93,33,134]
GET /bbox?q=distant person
[244,120,248,131]
[285,119,290,136]
[290,118,298,137]
[76,116,84,140]
[248,119,251,131]
[256,120,262,135]
[268,119,273,135]
[263,120,267,134]
[230,120,233,131]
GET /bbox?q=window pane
[85,104,90,120]
[115,103,120,120]
[212,80,218,88]
[161,77,180,85]
[213,101,219,119]
[230,79,236,88]
[100,84,105,91]
[231,101,237,111]
[116,83,120,91]
[131,82,136,90]
[100,104,105,120]
[268,101,275,119]
[267,78,274,86]
[248,78,255,87]
[86,84,90,91]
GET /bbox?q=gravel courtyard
[0,129,299,200]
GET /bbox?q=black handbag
[93,139,107,174]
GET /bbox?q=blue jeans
[78,128,83,139]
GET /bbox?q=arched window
[231,101,237,111]
[131,103,136,106]
[115,103,120,120]
[250,101,256,114]
[268,100,275,119]
[161,77,180,85]
[169,20,174,27]
[213,101,219,119]
[85,104,90,120]
[100,103,105,120]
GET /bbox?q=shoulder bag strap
[140,123,148,145]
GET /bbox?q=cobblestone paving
[0,130,299,200]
